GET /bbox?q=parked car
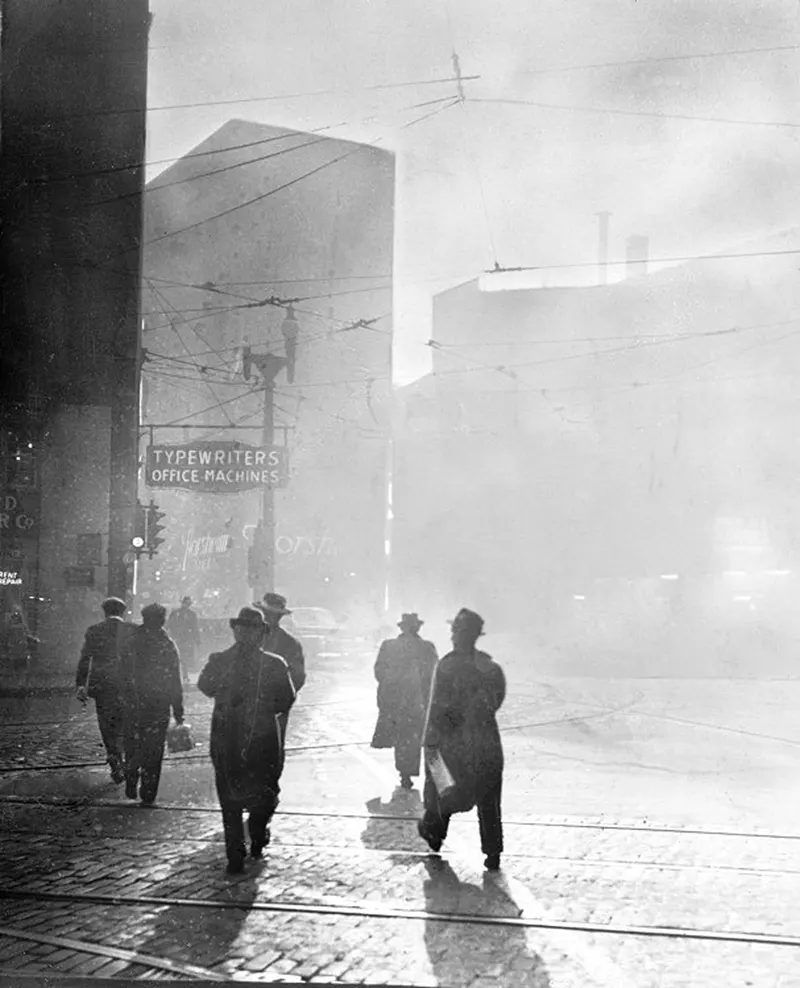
[283,606,341,657]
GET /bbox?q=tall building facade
[391,234,800,672]
[138,120,394,633]
[0,0,149,674]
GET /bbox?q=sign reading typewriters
[146,442,288,493]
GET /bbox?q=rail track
[0,884,796,950]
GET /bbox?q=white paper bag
[427,749,456,797]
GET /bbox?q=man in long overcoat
[198,606,296,874]
[257,592,306,769]
[119,603,184,806]
[75,597,136,784]
[417,608,506,870]
[167,596,201,683]
[370,612,438,789]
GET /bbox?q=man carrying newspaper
[417,607,506,871]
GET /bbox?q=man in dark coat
[119,603,184,806]
[417,608,506,871]
[257,592,306,766]
[167,596,201,683]
[198,606,296,875]
[75,597,136,784]
[370,613,438,789]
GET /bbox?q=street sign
[145,441,288,494]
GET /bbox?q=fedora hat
[260,592,292,616]
[398,612,424,630]
[450,607,484,636]
[229,606,266,630]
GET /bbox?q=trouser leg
[215,777,246,861]
[123,708,140,795]
[477,777,503,857]
[139,711,169,803]
[95,692,124,766]
[394,734,422,778]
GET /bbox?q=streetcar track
[0,703,638,774]
[1,821,796,878]
[0,923,228,981]
[0,792,797,842]
[2,887,797,949]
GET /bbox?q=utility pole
[244,351,286,591]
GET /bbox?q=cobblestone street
[1,659,799,986]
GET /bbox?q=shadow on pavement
[422,858,550,987]
[360,787,422,860]
[125,837,263,975]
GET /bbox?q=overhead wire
[471,95,800,130]
[102,95,462,261]
[516,43,800,76]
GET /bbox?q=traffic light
[132,500,147,558]
[145,500,167,559]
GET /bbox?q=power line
[517,44,800,76]
[471,96,800,130]
[50,75,481,121]
[485,245,800,274]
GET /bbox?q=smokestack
[626,235,649,279]
[595,211,611,285]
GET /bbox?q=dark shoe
[226,851,246,875]
[140,794,155,807]
[250,827,270,859]
[109,757,125,785]
[417,819,442,853]
[400,774,413,790]
[484,854,501,871]
[125,781,138,800]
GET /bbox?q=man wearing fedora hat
[370,613,438,790]
[256,592,306,759]
[198,606,296,874]
[118,603,184,806]
[417,608,506,870]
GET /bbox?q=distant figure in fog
[167,596,201,683]
[198,606,296,875]
[3,602,37,671]
[75,597,136,784]
[417,608,506,871]
[119,603,184,806]
[371,613,438,789]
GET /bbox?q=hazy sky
[146,0,800,382]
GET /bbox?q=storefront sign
[145,442,288,493]
[0,568,22,586]
[0,493,37,534]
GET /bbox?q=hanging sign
[145,442,289,493]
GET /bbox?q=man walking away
[167,596,201,683]
[75,597,135,784]
[371,613,438,790]
[119,603,184,806]
[198,606,296,875]
[257,592,305,762]
[417,608,506,871]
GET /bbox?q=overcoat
[76,617,136,696]
[198,643,295,804]
[422,649,505,813]
[371,633,437,750]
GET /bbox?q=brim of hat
[262,606,291,615]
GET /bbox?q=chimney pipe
[626,235,649,279]
[595,211,611,285]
